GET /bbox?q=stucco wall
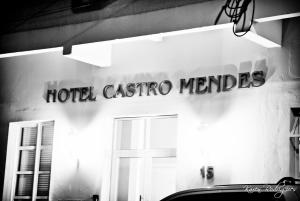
[0,18,300,201]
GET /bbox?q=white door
[110,115,177,201]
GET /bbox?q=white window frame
[110,115,177,201]
[2,120,55,201]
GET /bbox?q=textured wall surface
[0,18,300,200]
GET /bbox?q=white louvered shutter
[15,126,37,199]
[37,122,54,199]
[14,121,54,201]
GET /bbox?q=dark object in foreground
[161,177,300,201]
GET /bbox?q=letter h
[47,89,57,102]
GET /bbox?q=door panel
[149,117,177,149]
[150,158,176,201]
[116,158,144,201]
[116,119,145,150]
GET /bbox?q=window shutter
[37,174,50,196]
[13,121,54,201]
[37,122,54,199]
[18,150,36,171]
[21,127,37,146]
[41,122,54,145]
[16,126,38,198]
[15,174,34,196]
[39,149,52,171]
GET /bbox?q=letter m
[180,78,194,94]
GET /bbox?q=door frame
[109,114,178,201]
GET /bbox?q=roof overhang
[0,0,299,57]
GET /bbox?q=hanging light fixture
[215,0,255,37]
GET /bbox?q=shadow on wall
[53,168,99,200]
[174,59,272,123]
[42,58,272,128]
[43,71,173,101]
[0,61,14,200]
[43,80,102,129]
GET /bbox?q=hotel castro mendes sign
[46,71,266,103]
